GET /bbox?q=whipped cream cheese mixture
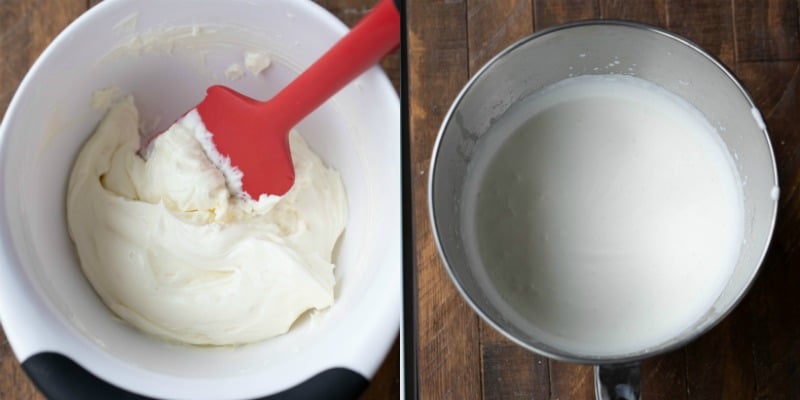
[67,97,347,345]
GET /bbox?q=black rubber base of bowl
[23,352,368,400]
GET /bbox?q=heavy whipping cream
[67,97,347,345]
[462,75,744,356]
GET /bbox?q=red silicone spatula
[190,0,399,198]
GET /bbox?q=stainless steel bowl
[428,20,778,399]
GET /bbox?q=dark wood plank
[548,361,594,399]
[737,60,800,400]
[641,350,688,400]
[684,312,756,399]
[0,0,85,121]
[734,0,800,61]
[466,0,534,73]
[601,0,667,27]
[481,330,550,400]
[533,0,599,29]
[665,0,736,67]
[409,1,483,399]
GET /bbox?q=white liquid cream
[462,75,744,356]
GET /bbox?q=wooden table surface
[0,1,399,399]
[409,0,800,399]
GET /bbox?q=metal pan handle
[594,362,641,400]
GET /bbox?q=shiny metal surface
[594,363,641,400]
[428,20,778,365]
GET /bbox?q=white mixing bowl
[0,1,400,399]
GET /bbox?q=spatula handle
[269,0,400,129]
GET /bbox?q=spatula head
[195,85,295,199]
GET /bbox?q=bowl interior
[431,22,777,362]
[1,0,399,397]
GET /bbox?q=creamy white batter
[67,97,347,345]
[463,75,744,356]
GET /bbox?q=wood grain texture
[411,0,800,399]
[466,0,533,72]
[665,0,736,67]
[641,350,688,400]
[0,1,399,399]
[601,0,667,26]
[0,0,85,124]
[738,60,800,400]
[548,362,594,399]
[533,0,599,29]
[733,0,800,61]
[481,337,549,400]
[684,312,757,399]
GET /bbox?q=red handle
[267,0,400,129]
